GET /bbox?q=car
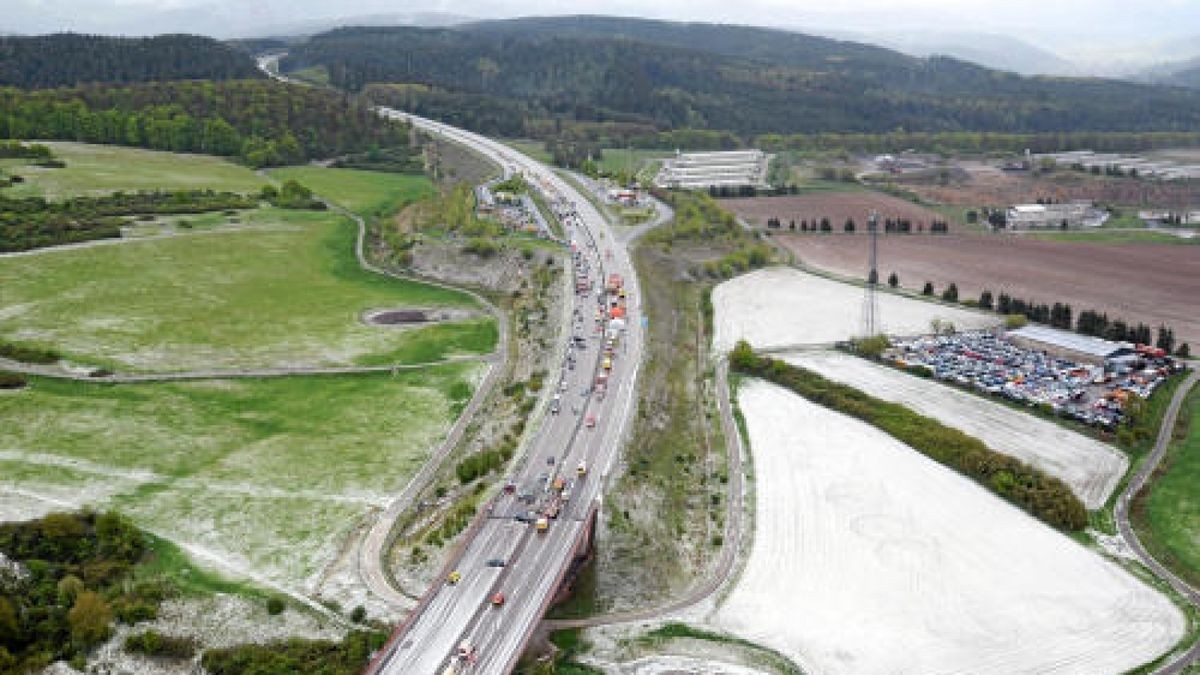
[581,386,591,397]
[586,415,597,428]
[503,482,516,494]
[447,570,461,585]
[514,512,535,523]
[486,558,506,567]
[491,592,506,607]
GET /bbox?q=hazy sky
[5,0,1199,69]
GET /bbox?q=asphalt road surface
[364,112,645,675]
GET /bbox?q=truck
[606,273,623,295]
[577,461,588,477]
[536,517,550,532]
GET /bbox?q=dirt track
[779,233,1200,347]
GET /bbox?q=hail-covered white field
[712,267,999,353]
[782,351,1128,508]
[716,380,1184,675]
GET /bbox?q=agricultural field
[1137,387,1200,588]
[0,207,495,372]
[782,351,1126,508]
[899,161,1200,210]
[0,141,268,199]
[712,267,998,354]
[0,364,481,600]
[720,191,951,230]
[777,233,1200,347]
[716,379,1184,674]
[268,166,435,217]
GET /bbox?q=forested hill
[0,33,260,88]
[280,16,1200,138]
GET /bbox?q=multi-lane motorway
[364,112,644,674]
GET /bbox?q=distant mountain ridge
[280,15,1200,137]
[0,33,259,88]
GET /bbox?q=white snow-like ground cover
[712,267,999,353]
[782,351,1128,509]
[716,380,1184,675]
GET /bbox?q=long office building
[655,149,768,189]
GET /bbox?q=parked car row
[886,331,1179,430]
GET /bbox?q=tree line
[0,184,326,253]
[892,278,1191,357]
[0,34,260,89]
[0,189,261,253]
[765,216,949,234]
[730,342,1088,531]
[0,80,412,168]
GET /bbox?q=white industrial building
[1007,201,1106,229]
[655,150,768,190]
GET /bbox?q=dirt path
[1118,366,1200,675]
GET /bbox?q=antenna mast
[861,210,881,338]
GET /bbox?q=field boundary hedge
[730,341,1087,530]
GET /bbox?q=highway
[364,112,645,674]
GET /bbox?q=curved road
[1117,367,1200,674]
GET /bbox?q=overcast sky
[5,0,1199,69]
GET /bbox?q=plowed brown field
[779,233,1200,347]
[721,192,950,230]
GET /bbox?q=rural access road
[1117,366,1200,675]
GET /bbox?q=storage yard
[781,351,1128,508]
[884,329,1181,430]
[712,267,998,353]
[779,233,1200,347]
[718,380,1184,675]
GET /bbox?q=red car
[491,592,506,607]
[586,415,597,428]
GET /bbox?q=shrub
[0,341,60,364]
[941,283,959,302]
[1004,314,1029,329]
[0,370,28,389]
[266,597,285,615]
[350,605,367,623]
[124,630,196,659]
[921,281,934,296]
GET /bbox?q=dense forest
[280,17,1200,146]
[0,80,412,167]
[0,34,260,88]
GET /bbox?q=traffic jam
[439,194,630,675]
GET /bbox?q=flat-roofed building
[1006,201,1105,229]
[655,149,768,190]
[1008,325,1134,366]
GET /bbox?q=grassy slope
[0,207,492,372]
[1136,387,1200,588]
[0,141,267,199]
[269,166,435,218]
[0,365,479,583]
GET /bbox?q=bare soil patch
[779,233,1200,347]
[903,164,1200,209]
[721,192,949,230]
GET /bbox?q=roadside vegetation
[201,631,386,675]
[731,342,1088,530]
[1134,386,1200,587]
[574,190,770,612]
